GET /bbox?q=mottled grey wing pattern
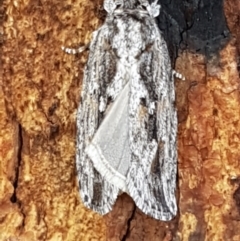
[76,25,119,215]
[71,0,177,221]
[126,16,177,221]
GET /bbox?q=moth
[63,0,180,221]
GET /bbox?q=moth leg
[172,70,185,81]
[61,43,90,55]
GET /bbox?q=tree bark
[1,0,240,240]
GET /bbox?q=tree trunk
[0,0,240,240]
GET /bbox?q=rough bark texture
[1,0,106,240]
[1,0,240,240]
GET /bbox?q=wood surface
[0,0,240,240]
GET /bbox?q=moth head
[120,0,141,9]
[104,0,139,12]
[104,0,160,17]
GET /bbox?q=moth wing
[76,25,119,215]
[127,22,177,221]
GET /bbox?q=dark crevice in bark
[41,107,60,139]
[10,123,23,203]
[121,204,136,241]
[232,177,240,215]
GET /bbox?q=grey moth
[63,0,178,221]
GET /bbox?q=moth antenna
[173,70,185,81]
[61,44,89,55]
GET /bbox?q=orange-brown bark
[1,0,240,240]
[1,0,105,240]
